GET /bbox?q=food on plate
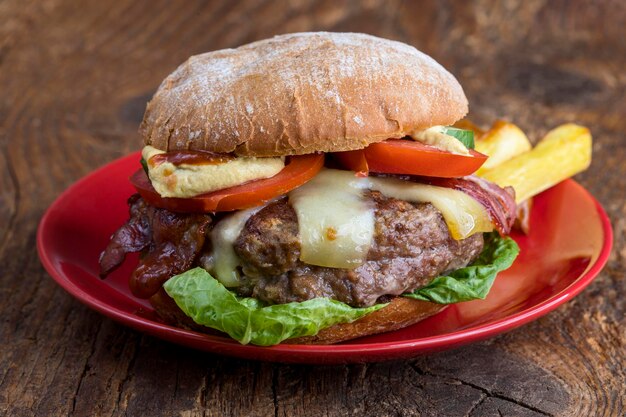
[473,121,532,175]
[480,124,592,203]
[99,32,592,346]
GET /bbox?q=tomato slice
[334,139,488,178]
[130,153,324,212]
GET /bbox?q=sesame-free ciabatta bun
[149,289,446,345]
[141,32,468,157]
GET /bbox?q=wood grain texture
[0,0,624,416]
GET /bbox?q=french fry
[474,121,532,175]
[480,124,592,203]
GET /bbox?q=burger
[99,32,520,346]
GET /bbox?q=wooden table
[2,1,624,416]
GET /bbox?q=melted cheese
[289,170,493,269]
[142,146,284,198]
[208,169,494,277]
[366,176,493,240]
[209,206,263,287]
[289,170,375,269]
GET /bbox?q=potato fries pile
[456,120,592,204]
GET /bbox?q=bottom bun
[149,289,446,345]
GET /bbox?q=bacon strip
[99,194,212,298]
[99,195,151,276]
[422,176,517,235]
[129,208,211,298]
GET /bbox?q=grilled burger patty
[101,193,484,307]
[231,191,484,307]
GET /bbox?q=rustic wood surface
[1,0,624,416]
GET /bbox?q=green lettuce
[163,268,385,346]
[164,234,518,346]
[403,234,519,304]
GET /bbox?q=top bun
[141,32,468,157]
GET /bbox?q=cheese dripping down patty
[142,146,285,198]
[209,169,493,288]
[209,206,265,287]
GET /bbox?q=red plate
[37,152,613,364]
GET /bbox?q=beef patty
[232,191,484,307]
[102,193,484,306]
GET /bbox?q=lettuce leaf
[403,234,519,304]
[164,234,518,346]
[163,268,385,346]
